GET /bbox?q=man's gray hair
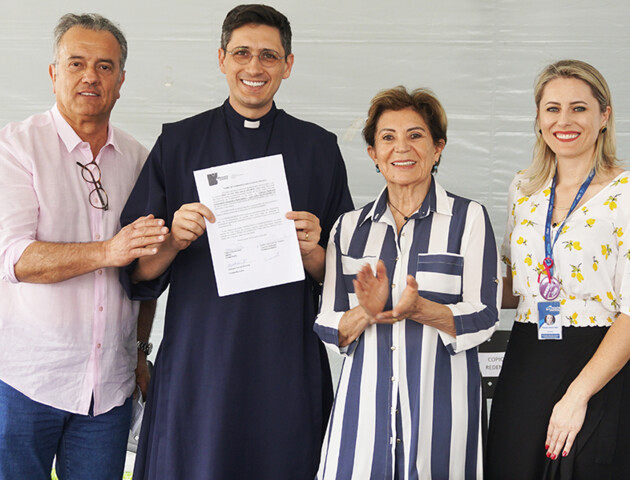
[53,13,128,71]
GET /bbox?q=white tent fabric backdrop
[2,0,629,362]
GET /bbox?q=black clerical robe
[121,100,353,479]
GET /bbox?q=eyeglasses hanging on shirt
[76,160,109,210]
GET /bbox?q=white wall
[3,0,630,356]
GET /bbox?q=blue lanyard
[542,168,596,278]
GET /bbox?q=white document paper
[193,154,305,297]
[130,386,144,441]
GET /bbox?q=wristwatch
[137,340,153,356]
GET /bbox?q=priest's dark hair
[221,4,292,56]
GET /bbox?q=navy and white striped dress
[315,179,501,480]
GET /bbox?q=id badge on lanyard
[537,302,562,340]
[536,169,595,340]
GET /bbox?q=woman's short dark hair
[363,86,447,147]
[221,4,292,56]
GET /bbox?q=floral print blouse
[503,170,630,327]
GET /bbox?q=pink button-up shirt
[0,105,149,415]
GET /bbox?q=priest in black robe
[120,5,353,479]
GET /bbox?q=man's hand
[135,299,156,401]
[286,211,321,257]
[168,203,215,251]
[103,214,168,267]
[131,204,214,283]
[15,214,169,284]
[135,351,151,400]
[286,211,326,282]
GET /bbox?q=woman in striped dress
[314,86,501,480]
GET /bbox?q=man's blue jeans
[0,379,132,480]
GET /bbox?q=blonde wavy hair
[521,59,619,196]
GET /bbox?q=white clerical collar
[243,119,260,129]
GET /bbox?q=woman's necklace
[551,218,565,228]
[388,199,424,221]
[552,195,582,226]
[540,168,596,301]
[552,206,569,227]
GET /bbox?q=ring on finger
[305,232,309,240]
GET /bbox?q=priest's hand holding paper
[169,203,216,251]
[286,210,325,283]
[132,202,215,282]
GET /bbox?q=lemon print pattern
[502,172,630,327]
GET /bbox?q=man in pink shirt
[0,13,167,480]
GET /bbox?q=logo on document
[207,172,228,186]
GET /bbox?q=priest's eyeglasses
[76,160,109,210]
[225,48,286,67]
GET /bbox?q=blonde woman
[487,60,630,479]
